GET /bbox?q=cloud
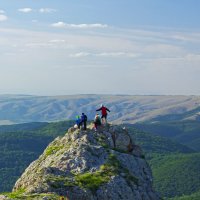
[49,39,66,43]
[18,8,32,13]
[69,52,139,58]
[32,20,38,23]
[39,8,57,13]
[51,21,66,28]
[1,26,200,95]
[69,52,91,58]
[51,22,108,29]
[0,14,8,21]
[66,24,108,28]
[97,52,139,58]
[25,43,53,48]
[0,10,5,14]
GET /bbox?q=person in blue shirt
[75,115,81,129]
[81,113,87,130]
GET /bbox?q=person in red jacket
[96,104,110,124]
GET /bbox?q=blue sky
[0,0,200,95]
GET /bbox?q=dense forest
[134,120,200,151]
[0,121,74,191]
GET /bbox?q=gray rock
[13,123,161,200]
[0,195,9,200]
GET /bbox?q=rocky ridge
[5,124,160,200]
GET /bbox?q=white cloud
[66,23,108,28]
[1,27,200,95]
[97,52,139,58]
[69,52,140,58]
[39,8,57,13]
[69,52,91,58]
[51,21,66,28]
[0,10,5,14]
[51,22,108,29]
[18,8,32,13]
[49,39,66,43]
[25,43,53,48]
[0,14,7,21]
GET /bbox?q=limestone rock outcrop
[12,124,160,200]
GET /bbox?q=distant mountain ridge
[0,94,200,124]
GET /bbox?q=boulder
[13,124,160,200]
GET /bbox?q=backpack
[95,116,101,125]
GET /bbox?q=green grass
[45,145,64,156]
[75,170,110,192]
[74,154,121,192]
[2,192,60,200]
[3,188,25,199]
[47,175,76,189]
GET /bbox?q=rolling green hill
[128,127,195,154]
[134,120,200,151]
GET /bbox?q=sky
[0,0,200,96]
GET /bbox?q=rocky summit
[8,124,160,200]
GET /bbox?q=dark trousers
[83,121,87,130]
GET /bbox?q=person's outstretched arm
[106,108,110,112]
[96,108,101,111]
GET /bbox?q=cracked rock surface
[13,124,161,200]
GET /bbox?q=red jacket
[96,106,110,115]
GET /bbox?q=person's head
[101,104,104,107]
[82,113,84,115]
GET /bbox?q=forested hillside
[128,126,200,198]
[0,121,73,191]
[170,190,200,200]
[127,126,194,154]
[149,153,200,198]
[134,120,200,151]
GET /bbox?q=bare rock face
[13,124,160,200]
[0,195,8,200]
